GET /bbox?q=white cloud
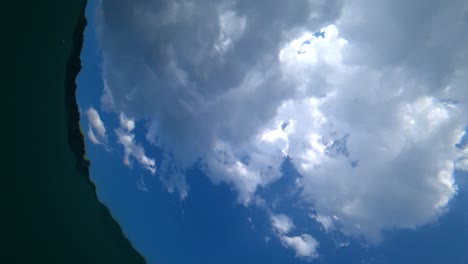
[116,113,156,175]
[309,214,335,233]
[85,107,107,144]
[87,126,100,145]
[96,0,467,244]
[280,234,319,259]
[270,213,320,259]
[271,214,294,234]
[456,158,468,171]
[119,112,135,132]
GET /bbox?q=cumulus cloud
[270,213,319,259]
[116,113,156,174]
[271,214,295,234]
[281,234,319,259]
[97,0,342,205]
[272,24,466,240]
[96,0,467,243]
[85,107,107,145]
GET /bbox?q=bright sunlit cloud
[94,0,468,256]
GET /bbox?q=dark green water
[7,1,145,263]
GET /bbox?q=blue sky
[78,0,468,263]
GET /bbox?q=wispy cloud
[309,214,336,233]
[85,107,107,145]
[116,113,156,175]
[136,175,149,192]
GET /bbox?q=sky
[77,0,468,263]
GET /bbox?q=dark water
[6,1,144,263]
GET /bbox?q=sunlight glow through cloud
[94,0,468,257]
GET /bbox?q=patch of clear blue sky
[77,1,468,263]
